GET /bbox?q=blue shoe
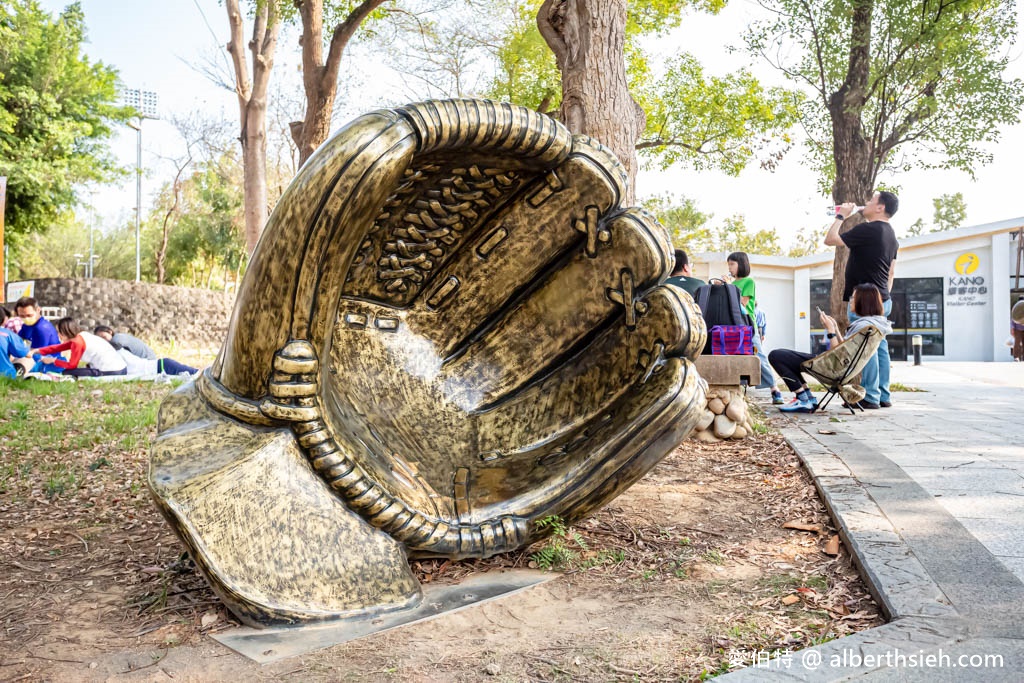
[779,397,816,413]
[771,391,785,405]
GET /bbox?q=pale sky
[39,0,1024,251]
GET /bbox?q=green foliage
[530,514,589,571]
[906,192,967,236]
[484,0,797,175]
[906,218,927,237]
[484,1,561,111]
[713,215,782,256]
[787,230,824,258]
[87,456,111,471]
[642,193,713,247]
[932,192,967,232]
[275,0,392,41]
[8,215,158,281]
[0,1,132,241]
[746,0,1024,192]
[157,153,248,289]
[637,54,802,175]
[643,194,785,255]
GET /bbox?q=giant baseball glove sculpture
[151,99,707,627]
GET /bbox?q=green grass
[530,515,590,570]
[745,402,772,435]
[44,464,77,499]
[889,382,925,392]
[703,549,726,565]
[809,381,924,393]
[0,376,177,502]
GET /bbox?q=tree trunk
[241,106,269,254]
[537,0,644,204]
[155,159,190,285]
[826,0,874,329]
[226,0,279,255]
[292,0,389,167]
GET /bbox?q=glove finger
[337,139,622,362]
[474,352,704,527]
[438,207,673,412]
[320,283,704,523]
[470,284,705,483]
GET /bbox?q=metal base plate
[211,569,558,663]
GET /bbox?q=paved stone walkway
[722,361,1024,681]
[841,361,1024,582]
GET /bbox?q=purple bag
[710,325,754,355]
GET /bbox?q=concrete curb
[716,407,1023,681]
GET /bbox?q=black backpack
[694,278,753,354]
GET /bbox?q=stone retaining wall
[10,278,233,349]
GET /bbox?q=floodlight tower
[123,89,159,282]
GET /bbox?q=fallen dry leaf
[782,521,822,534]
[781,595,800,605]
[817,429,837,435]
[824,535,841,556]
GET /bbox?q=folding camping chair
[800,326,885,415]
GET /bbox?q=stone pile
[691,385,755,442]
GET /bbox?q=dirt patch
[0,384,881,681]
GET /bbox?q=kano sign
[948,252,986,306]
[954,252,980,275]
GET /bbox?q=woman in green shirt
[728,251,784,404]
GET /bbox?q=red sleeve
[49,337,85,369]
[35,339,73,356]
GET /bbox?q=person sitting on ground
[768,283,893,413]
[3,309,23,334]
[1,307,30,379]
[13,297,64,373]
[14,297,60,349]
[34,318,128,378]
[665,248,705,296]
[115,347,199,377]
[93,325,157,360]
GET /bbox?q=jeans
[158,358,198,375]
[848,298,892,404]
[753,330,778,392]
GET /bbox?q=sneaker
[879,400,892,408]
[771,391,785,405]
[860,401,880,409]
[779,398,816,413]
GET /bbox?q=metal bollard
[912,334,923,366]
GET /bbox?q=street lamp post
[123,89,159,282]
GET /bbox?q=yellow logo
[954,252,979,275]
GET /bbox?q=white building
[690,218,1024,362]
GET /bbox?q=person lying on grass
[34,318,128,378]
[115,347,200,377]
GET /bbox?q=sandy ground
[1,416,881,682]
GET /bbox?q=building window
[809,278,945,359]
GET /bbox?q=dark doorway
[808,278,945,361]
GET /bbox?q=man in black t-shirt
[824,191,900,409]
